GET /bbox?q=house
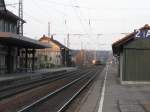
[37,35,72,68]
[112,24,150,84]
[0,0,49,74]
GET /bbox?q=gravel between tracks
[0,71,83,112]
[64,65,105,112]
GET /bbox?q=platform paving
[64,63,150,112]
[74,68,105,112]
[102,62,150,112]
[0,67,76,83]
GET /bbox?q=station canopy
[0,32,50,49]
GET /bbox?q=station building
[112,24,150,84]
[37,35,72,68]
[0,0,49,74]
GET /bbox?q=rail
[17,69,99,112]
[0,70,83,100]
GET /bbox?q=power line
[7,5,127,37]
[70,0,89,34]
[7,4,44,24]
[39,0,73,7]
[31,0,67,17]
[72,0,97,52]
[39,1,150,11]
[48,22,51,37]
[34,0,99,10]
[72,0,96,38]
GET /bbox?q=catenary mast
[18,0,23,36]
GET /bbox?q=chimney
[144,24,149,29]
[43,34,46,37]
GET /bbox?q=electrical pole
[81,41,83,50]
[67,33,70,48]
[89,19,91,26]
[18,0,23,36]
[95,50,97,60]
[80,42,83,66]
[64,38,66,46]
[48,22,50,37]
[84,46,86,65]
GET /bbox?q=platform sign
[135,29,150,39]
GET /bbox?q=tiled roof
[39,35,69,49]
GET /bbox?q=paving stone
[118,99,139,105]
[119,104,145,112]
[102,63,150,112]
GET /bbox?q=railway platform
[68,62,150,112]
[0,67,76,86]
[101,62,150,112]
[1,62,150,112]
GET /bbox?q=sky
[4,0,150,50]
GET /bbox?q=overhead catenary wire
[73,0,94,32]
[72,0,97,50]
[32,0,150,11]
[6,1,71,27]
[39,0,73,8]
[41,0,91,49]
[7,5,44,24]
[31,0,70,37]
[6,1,129,35]
[32,0,67,17]
[43,1,150,11]
[5,0,130,50]
[70,0,89,34]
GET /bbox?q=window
[0,20,4,32]
[49,57,52,61]
[0,1,5,11]
[0,20,18,33]
[14,24,17,33]
[0,54,6,74]
[4,21,9,32]
[0,20,2,32]
[10,23,13,33]
[44,55,48,61]
[9,23,16,33]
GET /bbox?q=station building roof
[0,32,50,49]
[112,24,150,56]
[0,0,25,23]
[39,35,70,50]
[0,10,26,23]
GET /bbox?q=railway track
[0,66,103,112]
[17,67,101,112]
[0,69,87,100]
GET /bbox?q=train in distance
[92,60,102,65]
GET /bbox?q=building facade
[112,24,150,84]
[37,35,72,68]
[0,0,49,74]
